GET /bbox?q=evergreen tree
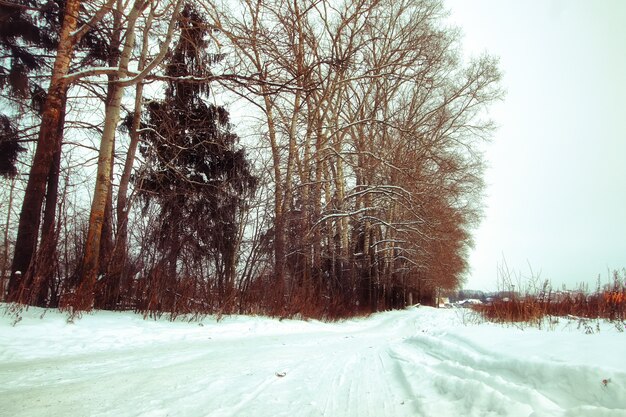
[0,116,24,177]
[0,0,57,97]
[0,0,58,177]
[138,4,256,309]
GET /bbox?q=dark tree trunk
[8,0,82,301]
[31,98,65,306]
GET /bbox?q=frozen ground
[1,304,625,417]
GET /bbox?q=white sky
[445,0,626,290]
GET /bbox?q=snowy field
[1,304,625,417]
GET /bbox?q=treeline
[0,0,501,318]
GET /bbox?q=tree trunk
[97,140,115,278]
[261,90,285,305]
[76,0,146,310]
[1,176,16,301]
[30,95,66,307]
[8,0,82,301]
[108,5,154,308]
[77,92,121,309]
[98,1,124,287]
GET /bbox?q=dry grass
[473,269,626,327]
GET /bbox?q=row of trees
[0,0,501,318]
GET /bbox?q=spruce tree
[138,4,256,309]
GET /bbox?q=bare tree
[202,0,501,312]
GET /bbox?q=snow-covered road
[1,305,625,417]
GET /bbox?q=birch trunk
[77,0,146,309]
[97,0,125,285]
[76,0,183,310]
[114,4,154,276]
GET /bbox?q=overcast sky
[445,0,626,291]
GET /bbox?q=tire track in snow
[211,375,280,417]
[287,335,415,417]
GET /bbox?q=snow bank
[0,304,624,417]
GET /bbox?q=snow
[1,304,625,417]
